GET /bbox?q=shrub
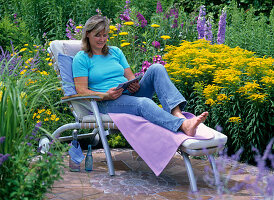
[225,3,274,57]
[0,46,69,199]
[0,15,33,52]
[164,39,274,163]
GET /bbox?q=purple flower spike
[0,154,10,165]
[137,12,147,28]
[120,14,131,22]
[217,9,227,44]
[0,136,5,144]
[156,1,163,13]
[204,19,213,42]
[27,142,32,146]
[197,5,206,39]
[120,0,131,22]
[172,19,178,28]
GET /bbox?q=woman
[72,15,208,136]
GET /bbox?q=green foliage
[0,48,69,199]
[0,16,33,51]
[225,2,274,57]
[108,133,129,148]
[0,138,67,199]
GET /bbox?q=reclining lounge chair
[39,40,228,192]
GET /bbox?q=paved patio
[46,148,268,200]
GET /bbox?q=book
[115,74,143,90]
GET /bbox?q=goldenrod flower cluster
[164,39,274,106]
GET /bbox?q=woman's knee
[147,63,166,74]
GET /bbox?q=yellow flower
[109,25,117,31]
[142,42,146,44]
[55,117,60,121]
[110,36,114,39]
[76,26,83,29]
[51,114,57,120]
[121,42,130,47]
[151,24,160,28]
[44,117,49,121]
[24,44,29,46]
[113,34,118,37]
[36,120,41,123]
[261,75,274,86]
[238,81,261,95]
[32,112,37,119]
[124,21,134,26]
[20,92,27,99]
[217,94,228,101]
[228,117,241,123]
[158,104,163,108]
[45,109,51,115]
[48,62,53,66]
[203,84,221,99]
[38,108,45,114]
[36,115,41,119]
[247,93,267,102]
[19,48,27,52]
[40,71,49,76]
[161,35,171,40]
[45,57,51,61]
[20,69,27,75]
[213,69,241,86]
[0,91,3,101]
[205,98,216,106]
[25,58,34,64]
[119,32,128,36]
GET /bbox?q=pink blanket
[108,112,214,176]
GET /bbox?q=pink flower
[152,41,160,49]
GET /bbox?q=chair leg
[207,154,220,186]
[180,150,198,192]
[90,100,115,176]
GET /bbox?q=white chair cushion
[181,126,227,150]
[63,40,82,56]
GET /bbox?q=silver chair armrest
[61,95,103,103]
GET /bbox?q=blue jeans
[97,64,187,132]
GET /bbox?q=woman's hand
[127,81,140,94]
[106,88,124,100]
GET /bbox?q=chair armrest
[61,93,108,103]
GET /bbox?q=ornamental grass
[164,39,274,163]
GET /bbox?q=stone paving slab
[45,148,268,200]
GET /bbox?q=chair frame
[39,40,227,193]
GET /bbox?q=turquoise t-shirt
[72,46,130,93]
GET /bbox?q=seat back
[49,40,93,121]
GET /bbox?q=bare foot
[180,112,208,136]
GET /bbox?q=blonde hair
[82,15,110,57]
